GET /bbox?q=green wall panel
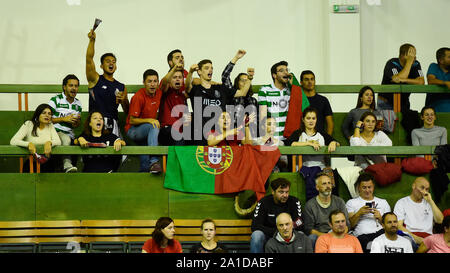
[35,173,168,220]
[168,191,237,219]
[0,171,447,221]
[0,173,36,221]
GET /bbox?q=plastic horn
[93,18,102,30]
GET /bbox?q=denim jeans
[308,234,318,252]
[250,230,267,253]
[127,123,159,172]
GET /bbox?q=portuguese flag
[283,75,310,139]
[164,145,280,200]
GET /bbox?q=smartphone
[359,123,365,130]
[365,202,373,208]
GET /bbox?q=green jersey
[48,93,82,138]
[258,83,290,139]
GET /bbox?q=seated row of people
[9,101,447,174]
[140,180,449,254]
[10,103,125,173]
[250,174,447,253]
[142,217,227,253]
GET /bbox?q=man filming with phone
[345,172,391,252]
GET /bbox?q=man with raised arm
[184,51,251,144]
[86,29,129,137]
[159,55,188,146]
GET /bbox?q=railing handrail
[0,84,447,94]
[0,145,436,156]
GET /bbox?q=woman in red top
[207,111,255,146]
[142,217,182,253]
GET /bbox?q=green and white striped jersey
[48,93,82,138]
[258,83,290,139]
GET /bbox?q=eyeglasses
[276,68,290,73]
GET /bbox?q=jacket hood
[274,230,296,244]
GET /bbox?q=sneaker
[149,162,162,174]
[64,166,78,173]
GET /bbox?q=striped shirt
[258,83,290,139]
[48,93,82,138]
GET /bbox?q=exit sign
[333,5,359,13]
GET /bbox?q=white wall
[0,0,448,112]
[360,0,449,111]
[0,0,330,110]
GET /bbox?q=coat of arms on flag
[196,146,233,175]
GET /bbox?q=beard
[385,227,398,237]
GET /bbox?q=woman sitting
[142,217,182,253]
[350,111,392,169]
[285,107,340,200]
[74,111,125,173]
[342,86,383,141]
[190,219,228,253]
[10,103,61,172]
[411,106,447,147]
[285,107,340,170]
[207,111,255,146]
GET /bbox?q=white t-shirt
[393,196,434,234]
[346,196,391,237]
[349,131,392,169]
[370,234,413,253]
[297,131,326,169]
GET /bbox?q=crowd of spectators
[7,28,449,253]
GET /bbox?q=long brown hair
[29,103,52,137]
[359,111,378,132]
[356,86,376,110]
[233,73,254,97]
[82,111,108,136]
[151,217,175,247]
[299,106,319,134]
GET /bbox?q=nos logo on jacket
[196,146,233,175]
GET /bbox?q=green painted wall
[0,172,448,221]
[0,109,449,221]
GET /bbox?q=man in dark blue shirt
[379,43,425,111]
[86,28,129,137]
[426,47,450,112]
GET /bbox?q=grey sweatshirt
[303,195,349,235]
[411,126,447,146]
[264,230,313,253]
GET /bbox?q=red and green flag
[164,145,280,200]
[283,75,310,139]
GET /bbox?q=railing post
[292,155,296,173]
[163,155,167,173]
[28,155,34,174]
[393,90,401,166]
